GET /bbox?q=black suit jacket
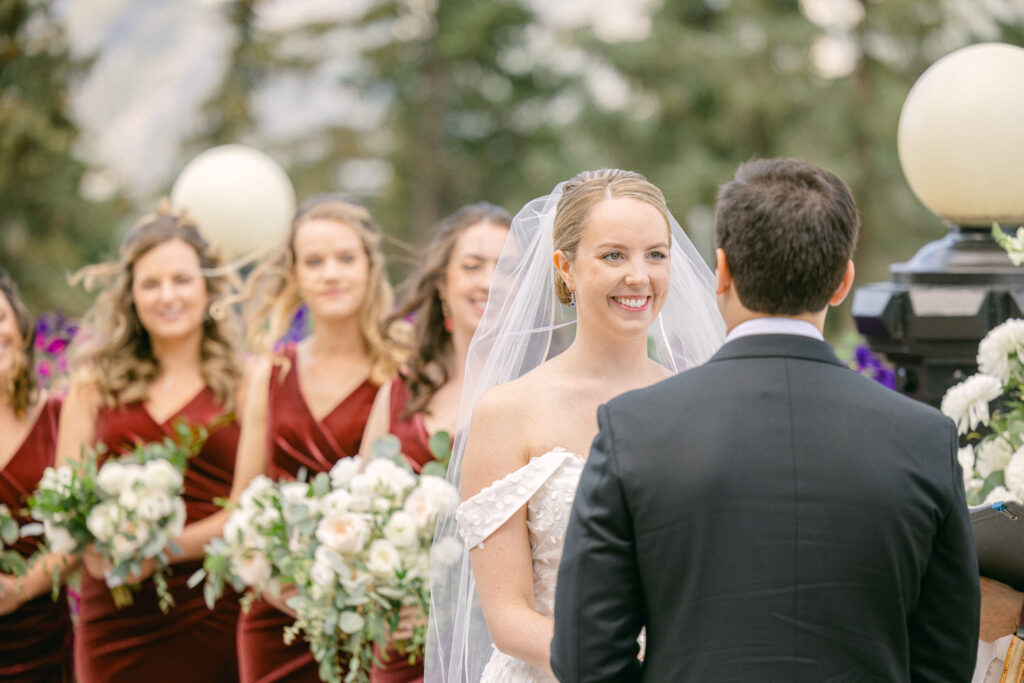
[551,334,980,682]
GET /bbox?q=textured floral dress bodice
[456,448,584,682]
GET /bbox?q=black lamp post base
[852,225,1024,408]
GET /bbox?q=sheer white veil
[425,181,725,682]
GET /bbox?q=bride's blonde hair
[552,168,670,305]
[68,203,243,410]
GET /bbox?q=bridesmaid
[230,195,406,682]
[0,269,74,681]
[360,202,510,682]
[57,206,245,682]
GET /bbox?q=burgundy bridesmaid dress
[74,388,241,683]
[237,347,378,683]
[369,376,437,683]
[0,398,74,682]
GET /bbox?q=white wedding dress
[455,448,584,682]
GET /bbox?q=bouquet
[28,422,205,611]
[0,504,28,576]
[942,318,1024,505]
[198,435,460,683]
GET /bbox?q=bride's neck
[562,322,651,381]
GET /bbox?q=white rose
[96,462,130,495]
[143,459,183,492]
[112,533,139,560]
[984,485,1021,505]
[315,513,369,554]
[166,498,187,538]
[430,536,463,566]
[239,475,274,509]
[117,488,139,511]
[310,559,336,588]
[977,438,1014,478]
[86,501,120,542]
[403,488,437,529]
[366,539,401,577]
[419,475,459,514]
[330,458,361,489]
[349,474,373,496]
[320,490,352,516]
[1005,448,1024,502]
[279,481,310,503]
[235,554,272,589]
[383,511,418,548]
[137,492,173,521]
[364,459,416,495]
[43,520,78,554]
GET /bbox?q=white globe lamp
[171,145,296,257]
[898,42,1024,227]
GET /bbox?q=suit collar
[708,333,847,368]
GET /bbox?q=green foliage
[0,0,126,313]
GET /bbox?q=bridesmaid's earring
[569,289,576,307]
[441,297,453,333]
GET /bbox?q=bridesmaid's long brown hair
[387,202,511,417]
[67,204,243,411]
[0,269,38,417]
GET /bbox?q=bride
[426,169,725,681]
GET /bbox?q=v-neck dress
[0,397,74,682]
[74,387,241,683]
[238,346,378,683]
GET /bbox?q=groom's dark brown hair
[715,157,859,315]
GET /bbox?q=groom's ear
[715,249,731,295]
[828,260,856,306]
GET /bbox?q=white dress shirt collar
[725,317,825,344]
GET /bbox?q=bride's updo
[552,168,671,305]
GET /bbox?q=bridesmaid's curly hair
[386,203,511,418]
[0,269,38,417]
[67,202,243,411]
[241,195,407,385]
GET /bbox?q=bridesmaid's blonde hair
[242,195,406,385]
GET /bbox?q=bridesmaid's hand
[0,574,25,616]
[82,543,109,580]
[390,604,425,641]
[264,584,299,619]
[83,544,157,584]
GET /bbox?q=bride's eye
[648,250,667,260]
[602,252,623,262]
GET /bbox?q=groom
[551,158,980,682]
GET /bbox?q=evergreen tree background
[2,0,1022,327]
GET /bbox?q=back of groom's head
[715,158,859,316]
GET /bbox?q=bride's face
[567,197,671,338]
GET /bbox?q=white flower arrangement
[27,421,205,610]
[944,319,1024,504]
[993,223,1024,267]
[197,434,458,683]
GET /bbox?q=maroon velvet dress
[0,398,74,682]
[74,388,241,683]
[237,347,379,683]
[369,376,437,683]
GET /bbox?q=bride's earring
[569,289,576,307]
